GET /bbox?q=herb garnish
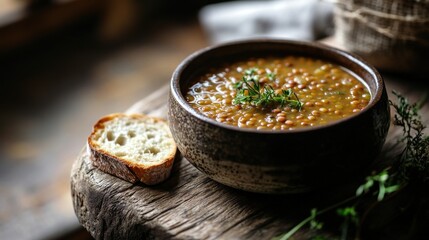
[267,72,277,81]
[233,68,303,109]
[274,91,429,240]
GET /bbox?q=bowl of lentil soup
[168,39,390,194]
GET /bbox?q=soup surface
[186,56,370,130]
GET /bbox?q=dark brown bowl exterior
[168,39,390,194]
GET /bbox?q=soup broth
[186,56,370,130]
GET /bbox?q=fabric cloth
[199,0,334,44]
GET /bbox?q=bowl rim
[171,38,385,134]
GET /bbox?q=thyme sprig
[274,170,398,240]
[356,169,401,201]
[233,68,303,109]
[390,91,429,184]
[274,91,428,240]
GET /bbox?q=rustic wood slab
[71,74,429,239]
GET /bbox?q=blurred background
[0,0,427,239]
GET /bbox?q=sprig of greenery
[274,170,400,240]
[233,68,303,109]
[274,196,357,240]
[273,208,323,240]
[336,207,358,225]
[310,208,324,230]
[390,91,429,184]
[267,72,277,81]
[274,91,429,240]
[356,169,401,201]
[337,206,358,240]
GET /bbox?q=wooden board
[71,74,429,239]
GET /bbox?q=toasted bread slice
[87,113,176,185]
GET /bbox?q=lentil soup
[186,56,370,130]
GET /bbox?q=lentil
[186,56,370,130]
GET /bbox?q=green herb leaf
[275,91,428,240]
[310,208,324,230]
[336,207,358,224]
[356,169,399,201]
[233,68,303,109]
[267,72,276,81]
[337,206,359,240]
[244,67,258,76]
[390,91,429,185]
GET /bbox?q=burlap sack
[334,0,429,75]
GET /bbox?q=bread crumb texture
[91,114,175,166]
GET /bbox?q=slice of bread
[87,113,176,185]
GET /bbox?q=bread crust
[87,113,176,185]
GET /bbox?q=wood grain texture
[71,74,429,239]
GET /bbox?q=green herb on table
[273,91,428,240]
[233,68,303,109]
[273,208,324,240]
[310,208,324,230]
[355,169,401,201]
[390,91,429,185]
[336,206,358,240]
[274,170,400,240]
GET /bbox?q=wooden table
[70,51,429,239]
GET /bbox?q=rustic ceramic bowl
[168,39,390,194]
